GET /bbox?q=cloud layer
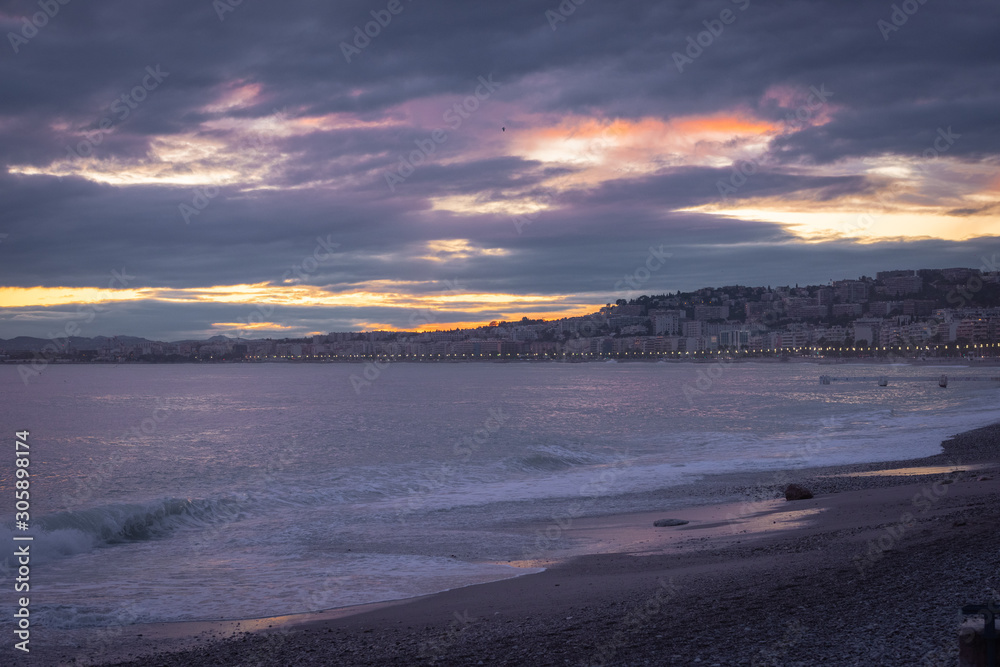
[1,0,998,339]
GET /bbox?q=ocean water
[1,361,998,629]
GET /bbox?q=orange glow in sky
[1,284,603,333]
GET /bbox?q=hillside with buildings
[4,267,1000,363]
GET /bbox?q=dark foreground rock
[653,518,690,527]
[784,483,814,500]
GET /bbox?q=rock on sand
[784,483,814,501]
[653,518,690,527]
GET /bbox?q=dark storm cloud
[3,0,996,152]
[771,101,1000,164]
[1,0,998,337]
[0,163,840,292]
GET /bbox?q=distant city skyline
[4,266,997,361]
[1,1,999,341]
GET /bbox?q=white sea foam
[1,362,996,628]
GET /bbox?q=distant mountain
[0,335,157,352]
[167,335,240,345]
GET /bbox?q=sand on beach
[24,424,1000,667]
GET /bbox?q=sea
[1,360,998,630]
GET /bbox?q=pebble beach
[20,422,996,666]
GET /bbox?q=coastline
[24,423,1000,666]
[6,355,1000,368]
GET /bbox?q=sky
[1,0,998,341]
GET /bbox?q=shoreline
[23,422,1000,665]
[6,355,1000,367]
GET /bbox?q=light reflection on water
[0,362,997,627]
